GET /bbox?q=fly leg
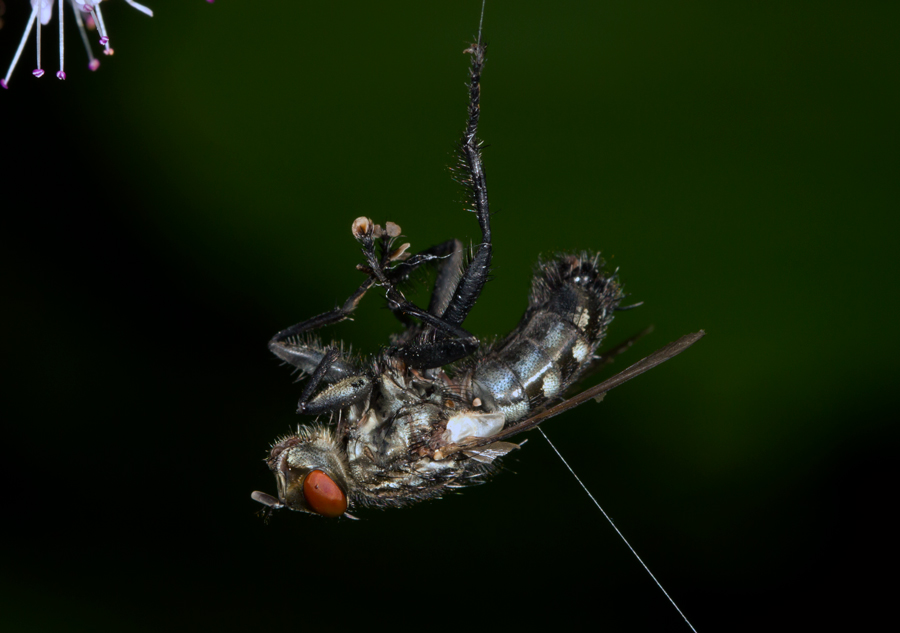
[268,277,376,379]
[439,38,492,329]
[387,40,492,367]
[378,237,466,348]
[271,233,464,375]
[375,237,464,329]
[353,221,480,368]
[426,239,465,317]
[346,41,492,368]
[282,38,491,372]
[295,348,374,415]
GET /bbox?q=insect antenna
[537,427,698,633]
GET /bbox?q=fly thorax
[348,402,444,479]
[375,370,422,420]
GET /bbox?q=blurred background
[3,1,897,631]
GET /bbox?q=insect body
[252,36,703,519]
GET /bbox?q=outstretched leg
[349,39,493,369]
[440,37,492,328]
[351,218,481,368]
[268,277,375,380]
[270,232,465,375]
[273,36,493,374]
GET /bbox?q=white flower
[1,0,154,89]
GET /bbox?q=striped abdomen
[471,254,623,424]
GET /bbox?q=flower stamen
[2,0,159,87]
[56,0,65,79]
[85,3,111,54]
[33,1,45,77]
[124,0,152,17]
[2,3,39,88]
[72,3,100,71]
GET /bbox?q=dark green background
[3,1,897,631]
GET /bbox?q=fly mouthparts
[251,490,284,509]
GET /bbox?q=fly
[252,16,703,522]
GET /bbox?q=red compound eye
[303,470,347,518]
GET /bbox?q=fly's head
[252,426,353,519]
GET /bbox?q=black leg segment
[440,39,492,329]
